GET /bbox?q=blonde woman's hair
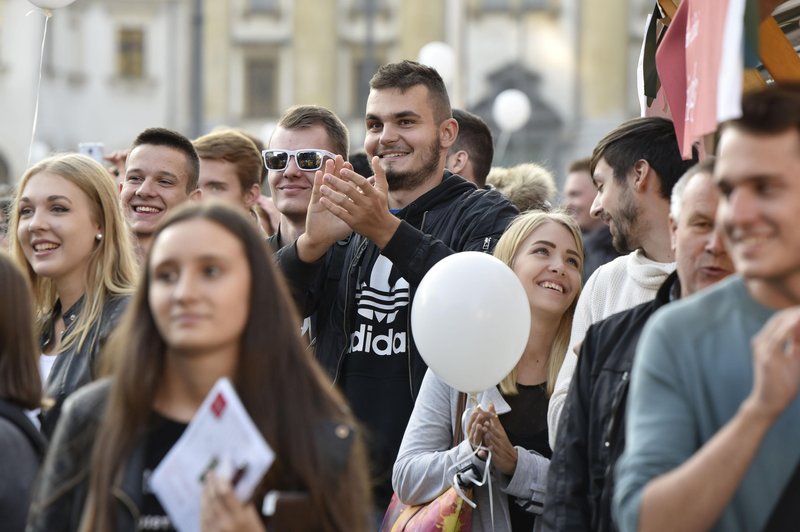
[492,209,584,397]
[9,153,138,353]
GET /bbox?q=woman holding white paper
[28,202,372,532]
[391,210,584,531]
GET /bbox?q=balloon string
[27,9,51,168]
[453,446,496,532]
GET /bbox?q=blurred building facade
[0,0,649,186]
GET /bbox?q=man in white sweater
[548,117,699,448]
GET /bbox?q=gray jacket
[393,370,548,532]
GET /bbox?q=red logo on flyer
[211,393,227,418]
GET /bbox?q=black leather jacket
[542,272,678,532]
[40,295,128,438]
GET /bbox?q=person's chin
[131,219,159,237]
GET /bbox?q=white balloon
[492,89,532,132]
[29,0,76,9]
[418,41,456,87]
[411,252,530,394]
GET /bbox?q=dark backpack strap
[0,400,47,459]
[762,457,800,531]
[452,392,468,446]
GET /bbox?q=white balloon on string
[25,0,76,166]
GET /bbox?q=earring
[95,233,103,241]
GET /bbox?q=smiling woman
[392,209,584,532]
[8,153,138,438]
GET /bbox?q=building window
[248,0,279,12]
[481,0,509,9]
[245,57,277,118]
[520,0,548,8]
[481,0,548,9]
[353,51,386,115]
[118,28,144,78]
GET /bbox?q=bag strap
[452,392,468,446]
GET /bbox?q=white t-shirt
[39,353,58,385]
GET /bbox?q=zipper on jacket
[333,238,369,385]
[407,210,429,400]
[482,236,492,252]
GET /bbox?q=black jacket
[276,171,518,397]
[542,272,678,532]
[40,295,129,438]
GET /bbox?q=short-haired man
[563,157,621,280]
[446,108,494,188]
[548,117,698,448]
[276,60,517,514]
[120,127,200,257]
[615,85,800,532]
[266,105,349,250]
[193,129,262,213]
[543,158,733,531]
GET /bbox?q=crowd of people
[0,58,798,532]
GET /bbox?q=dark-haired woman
[28,202,372,531]
[0,251,47,531]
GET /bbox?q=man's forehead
[591,159,612,183]
[129,144,184,165]
[269,125,334,151]
[366,85,431,114]
[715,126,800,183]
[683,172,718,204]
[566,171,594,189]
[127,144,189,180]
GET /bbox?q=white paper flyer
[149,377,275,532]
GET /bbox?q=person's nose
[550,258,567,276]
[379,123,399,146]
[27,208,49,233]
[725,188,758,228]
[282,155,306,180]
[135,176,157,198]
[172,270,198,304]
[705,225,727,256]
[589,193,603,219]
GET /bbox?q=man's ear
[632,159,653,192]
[189,188,202,201]
[669,213,678,254]
[447,150,469,175]
[243,183,261,209]
[439,117,458,149]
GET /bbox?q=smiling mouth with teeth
[539,281,565,293]
[134,206,162,213]
[34,243,59,252]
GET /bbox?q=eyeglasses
[262,149,337,172]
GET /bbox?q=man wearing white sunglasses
[265,105,350,250]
